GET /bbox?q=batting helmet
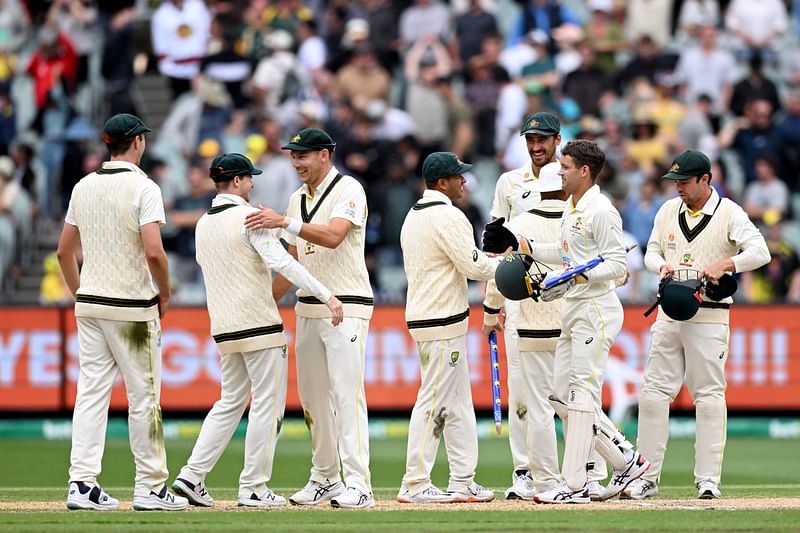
[495,252,538,301]
[659,277,703,321]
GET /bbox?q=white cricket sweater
[401,190,500,341]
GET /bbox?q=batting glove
[482,218,518,253]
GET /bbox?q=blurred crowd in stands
[1,0,800,306]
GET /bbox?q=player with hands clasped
[483,140,649,504]
[397,152,501,504]
[59,114,187,511]
[171,154,342,509]
[623,150,770,501]
[483,162,568,500]
[244,128,374,509]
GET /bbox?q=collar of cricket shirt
[99,160,147,176]
[302,166,340,199]
[680,186,720,217]
[569,184,600,213]
[211,193,250,207]
[421,188,453,206]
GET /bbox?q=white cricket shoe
[238,487,287,507]
[587,481,604,501]
[172,477,214,507]
[448,482,495,503]
[66,481,120,511]
[331,486,375,509]
[533,480,590,504]
[697,479,721,499]
[621,478,659,500]
[505,470,536,500]
[397,484,456,503]
[289,479,344,506]
[601,451,650,500]
[132,485,189,511]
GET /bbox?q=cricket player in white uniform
[624,150,770,501]
[58,113,188,511]
[171,154,343,508]
[490,113,608,501]
[483,162,565,499]
[483,140,649,503]
[397,152,500,504]
[244,128,374,509]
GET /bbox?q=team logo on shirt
[472,250,479,262]
[570,216,583,235]
[304,242,315,255]
[521,191,531,199]
[679,252,694,267]
[449,351,460,367]
[281,345,288,358]
[177,24,193,38]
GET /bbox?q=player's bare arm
[141,221,171,318]
[56,223,81,297]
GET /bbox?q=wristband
[284,217,303,236]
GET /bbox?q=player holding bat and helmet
[483,140,649,504]
[623,150,769,501]
[483,162,567,500]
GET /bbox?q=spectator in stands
[625,0,673,49]
[501,28,544,80]
[517,30,558,99]
[0,0,31,53]
[678,94,715,150]
[399,0,451,49]
[741,218,800,303]
[249,116,299,214]
[676,0,720,44]
[296,18,327,75]
[10,143,38,208]
[365,98,416,143]
[48,0,97,89]
[719,98,783,184]
[168,164,214,291]
[200,14,254,110]
[725,0,788,64]
[39,251,72,305]
[673,25,737,119]
[332,41,391,109]
[251,29,305,116]
[465,55,502,156]
[101,6,137,116]
[451,0,499,75]
[622,177,665,251]
[744,155,790,223]
[27,25,78,110]
[561,41,612,118]
[729,52,781,118]
[777,90,800,190]
[0,154,30,288]
[0,81,14,152]
[262,0,313,34]
[405,37,451,157]
[584,0,627,74]
[615,35,672,95]
[505,0,580,51]
[151,0,211,100]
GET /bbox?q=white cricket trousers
[178,345,288,498]
[517,348,561,492]
[503,302,528,473]
[295,316,371,493]
[69,317,167,498]
[554,293,623,485]
[637,319,729,485]
[402,335,478,495]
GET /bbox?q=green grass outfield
[1,435,799,532]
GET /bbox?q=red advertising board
[1,306,798,412]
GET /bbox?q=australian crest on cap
[670,162,680,172]
[529,119,538,127]
[291,134,302,143]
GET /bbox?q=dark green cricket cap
[662,150,711,180]
[209,153,263,182]
[281,127,337,152]
[102,113,150,144]
[422,151,473,182]
[520,112,560,136]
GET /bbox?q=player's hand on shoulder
[482,217,518,254]
[326,296,343,327]
[244,205,284,230]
